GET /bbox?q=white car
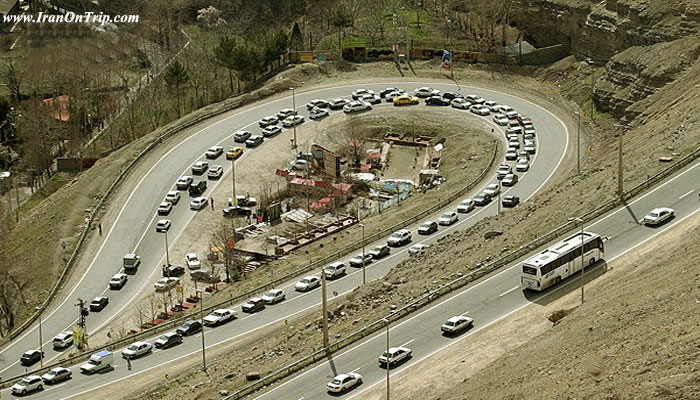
[642,207,675,226]
[156,219,171,232]
[450,98,471,109]
[438,211,458,226]
[261,288,285,304]
[309,107,329,119]
[327,372,363,393]
[282,115,305,127]
[41,367,72,384]
[109,273,128,289]
[507,126,523,135]
[469,104,490,115]
[387,229,412,246]
[276,108,297,119]
[157,201,172,215]
[12,375,43,395]
[505,149,518,160]
[205,146,224,159]
[203,308,237,326]
[524,143,536,154]
[190,196,208,210]
[378,346,412,366]
[465,94,485,104]
[408,243,431,255]
[175,175,193,190]
[502,173,519,186]
[323,261,347,279]
[343,100,372,113]
[262,125,282,137]
[493,113,509,125]
[351,88,375,99]
[207,165,224,179]
[191,160,209,174]
[164,191,180,204]
[186,253,201,270]
[484,183,500,197]
[348,253,372,268]
[52,331,73,349]
[122,341,153,359]
[413,87,439,98]
[258,115,278,127]
[524,125,536,136]
[441,315,474,334]
[500,105,519,119]
[154,277,180,292]
[484,100,500,112]
[457,199,475,213]
[295,275,321,292]
[497,164,512,179]
[289,159,309,170]
[516,159,530,172]
[306,99,329,110]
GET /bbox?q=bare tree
[132,298,150,329]
[147,294,159,325]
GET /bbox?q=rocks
[484,231,503,240]
[219,390,229,396]
[246,372,260,381]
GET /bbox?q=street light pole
[359,223,366,285]
[290,87,297,150]
[496,177,501,215]
[383,318,390,400]
[35,306,43,368]
[569,217,585,304]
[231,152,237,207]
[164,230,170,270]
[321,269,329,349]
[575,111,581,174]
[197,290,206,372]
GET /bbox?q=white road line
[399,339,415,348]
[680,189,694,199]
[499,285,520,297]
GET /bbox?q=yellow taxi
[226,146,243,160]
[392,94,420,106]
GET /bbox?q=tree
[330,6,353,52]
[290,21,304,51]
[164,60,189,118]
[196,6,226,29]
[214,36,237,93]
[3,61,23,103]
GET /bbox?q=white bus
[521,231,604,291]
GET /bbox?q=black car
[241,298,266,313]
[245,135,264,148]
[233,130,252,143]
[162,265,185,277]
[425,96,451,106]
[188,180,207,196]
[154,332,183,349]
[306,99,330,110]
[328,98,350,110]
[379,87,402,98]
[441,91,463,100]
[89,296,109,312]
[417,221,438,235]
[176,320,202,336]
[20,349,44,366]
[223,206,252,217]
[502,195,520,207]
[473,192,491,206]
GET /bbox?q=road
[0,80,570,396]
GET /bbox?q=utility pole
[360,223,366,285]
[163,230,170,271]
[496,177,501,215]
[568,217,585,304]
[197,290,207,372]
[35,306,43,368]
[321,271,329,349]
[575,111,581,174]
[383,318,390,400]
[231,153,237,206]
[290,87,297,150]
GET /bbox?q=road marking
[680,189,694,199]
[399,339,415,348]
[499,285,520,297]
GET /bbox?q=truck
[123,253,141,272]
[80,350,114,374]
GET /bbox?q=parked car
[465,94,485,104]
[41,367,72,385]
[643,207,675,226]
[413,87,439,97]
[425,95,451,106]
[441,315,474,334]
[186,253,201,269]
[11,375,43,395]
[360,93,381,104]
[497,164,512,179]
[207,165,224,179]
[191,160,209,174]
[157,201,172,215]
[190,196,208,210]
[306,99,330,110]
[223,206,252,217]
[89,296,109,312]
[162,264,185,277]
[469,104,490,115]
[508,139,521,149]
[165,190,181,204]
[289,159,309,170]
[109,273,128,289]
[258,116,278,127]
[122,341,153,359]
[328,98,350,110]
[473,192,491,206]
[502,173,519,186]
[188,179,207,196]
[505,149,518,160]
[493,113,509,125]
[176,320,202,336]
[203,309,237,326]
[233,130,252,143]
[387,229,412,246]
[385,90,404,102]
[262,125,283,137]
[52,331,73,349]
[524,143,536,154]
[441,91,463,100]
[438,211,458,226]
[378,346,412,367]
[323,261,346,279]
[451,98,471,109]
[484,183,500,197]
[351,88,375,99]
[484,100,500,112]
[518,151,530,160]
[205,146,224,159]
[231,195,258,207]
[176,175,193,190]
[457,199,475,213]
[294,275,321,292]
[392,94,420,106]
[156,219,171,232]
[379,87,403,98]
[154,332,183,348]
[190,268,220,283]
[418,220,438,235]
[343,100,372,113]
[282,115,305,127]
[516,159,530,172]
[277,108,297,119]
[327,372,363,393]
[309,107,329,119]
[408,243,431,255]
[502,195,520,207]
[261,288,286,304]
[245,135,264,148]
[241,297,266,313]
[348,253,372,267]
[524,125,536,136]
[154,277,180,292]
[368,244,391,259]
[506,126,523,135]
[226,146,243,160]
[20,349,44,366]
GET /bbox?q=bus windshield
[522,265,538,275]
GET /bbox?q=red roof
[43,95,70,122]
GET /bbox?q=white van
[80,350,114,374]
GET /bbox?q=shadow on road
[622,199,641,224]
[524,260,608,306]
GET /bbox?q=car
[233,130,252,143]
[262,125,282,137]
[524,133,535,143]
[323,261,346,279]
[387,229,412,246]
[524,125,536,136]
[348,253,372,268]
[328,98,350,110]
[516,159,530,172]
[441,315,474,334]
[380,87,403,98]
[508,139,520,149]
[306,99,330,110]
[188,180,207,196]
[484,100,500,112]
[241,297,266,313]
[327,372,363,393]
[157,201,172,215]
[378,346,412,366]
[493,113,509,125]
[502,173,519,186]
[368,244,391,259]
[351,88,375,99]
[191,160,209,174]
[642,207,675,226]
[484,183,500,197]
[289,159,309,170]
[190,196,208,210]
[282,115,305,127]
[438,211,458,225]
[392,94,420,106]
[473,192,491,206]
[122,341,153,359]
[505,149,518,160]
[52,331,73,349]
[190,268,221,283]
[205,146,224,159]
[258,116,278,127]
[413,87,439,97]
[418,220,438,235]
[162,264,185,277]
[89,296,109,312]
[457,199,475,213]
[226,146,243,160]
[425,95,451,106]
[451,98,471,109]
[261,288,286,304]
[408,243,431,255]
[156,219,171,232]
[524,143,536,154]
[186,253,201,270]
[20,349,44,366]
[207,165,224,179]
[502,195,520,207]
[385,90,404,102]
[517,151,530,160]
[109,273,128,289]
[441,91,463,100]
[277,108,297,119]
[497,164,512,179]
[469,104,490,115]
[176,175,193,190]
[295,275,321,292]
[176,320,202,336]
[309,106,329,119]
[506,126,523,135]
[518,114,533,125]
[502,106,519,119]
[465,94,485,104]
[154,331,183,348]
[203,308,237,326]
[506,133,519,142]
[245,135,264,148]
[154,277,180,291]
[165,190,181,204]
[223,206,253,217]
[11,375,43,395]
[41,367,72,384]
[231,195,258,207]
[343,100,372,113]
[360,93,381,104]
